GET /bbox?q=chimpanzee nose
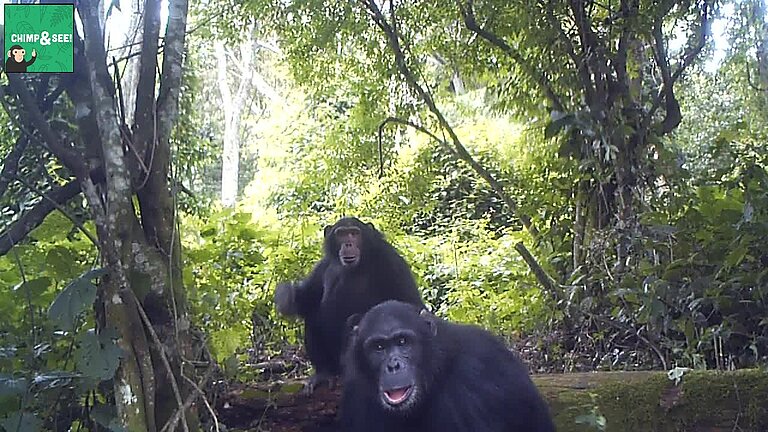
[387,358,402,373]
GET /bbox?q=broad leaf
[14,278,51,298]
[91,403,127,432]
[0,412,42,432]
[48,268,106,331]
[45,246,77,280]
[0,375,26,397]
[76,328,122,381]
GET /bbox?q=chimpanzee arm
[274,259,329,318]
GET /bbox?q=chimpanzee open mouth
[341,256,359,265]
[382,386,413,405]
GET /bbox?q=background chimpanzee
[340,300,556,432]
[274,217,424,393]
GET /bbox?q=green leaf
[200,226,217,238]
[91,403,127,432]
[29,211,71,241]
[239,227,258,240]
[46,246,76,280]
[76,329,122,381]
[724,244,748,268]
[15,278,51,298]
[210,328,244,363]
[0,375,27,397]
[234,212,252,224]
[48,268,105,331]
[281,382,304,394]
[575,412,606,429]
[0,412,42,432]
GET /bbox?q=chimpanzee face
[352,302,437,415]
[12,48,25,62]
[333,225,362,267]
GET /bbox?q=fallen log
[217,369,768,431]
[537,369,768,432]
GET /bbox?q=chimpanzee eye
[375,343,385,351]
[397,336,407,346]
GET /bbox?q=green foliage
[0,411,43,432]
[182,209,326,364]
[47,268,105,331]
[0,213,123,429]
[76,328,122,381]
[415,223,550,336]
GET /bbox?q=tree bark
[3,0,206,428]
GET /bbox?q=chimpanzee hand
[274,282,299,316]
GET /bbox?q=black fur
[340,300,556,432]
[275,218,424,389]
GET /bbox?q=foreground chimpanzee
[274,217,424,393]
[340,300,556,432]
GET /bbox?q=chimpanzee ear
[346,313,363,331]
[323,225,333,238]
[366,221,376,231]
[419,308,438,337]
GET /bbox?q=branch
[5,75,90,180]
[567,0,609,105]
[650,22,680,134]
[361,0,538,237]
[514,242,564,301]
[541,0,580,67]
[612,0,640,100]
[12,174,98,247]
[133,0,162,161]
[0,136,29,199]
[0,181,82,256]
[161,364,218,432]
[377,117,448,177]
[156,0,190,149]
[459,0,565,112]
[648,1,711,134]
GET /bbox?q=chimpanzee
[339,300,556,432]
[274,217,424,393]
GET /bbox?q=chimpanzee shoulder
[427,322,554,431]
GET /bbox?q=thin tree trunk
[115,0,145,124]
[216,26,257,207]
[755,0,768,96]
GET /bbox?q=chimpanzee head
[323,217,380,267]
[347,300,439,416]
[9,45,25,62]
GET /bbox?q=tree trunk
[216,25,257,207]
[755,0,768,96]
[3,0,205,428]
[114,0,144,124]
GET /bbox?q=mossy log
[536,369,768,432]
[219,369,768,431]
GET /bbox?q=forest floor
[216,378,341,432]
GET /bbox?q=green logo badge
[4,3,75,74]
